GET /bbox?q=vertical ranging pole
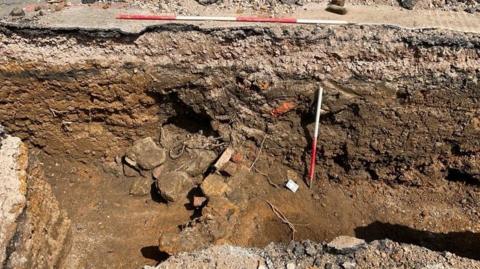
[308,87,323,188]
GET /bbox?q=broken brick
[271,101,296,117]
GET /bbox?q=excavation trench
[1,24,480,268]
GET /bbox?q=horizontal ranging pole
[116,14,349,25]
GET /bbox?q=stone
[156,171,193,202]
[341,261,356,269]
[220,162,238,176]
[330,0,345,6]
[102,161,122,176]
[293,243,305,256]
[213,147,234,170]
[129,177,152,196]
[286,262,296,269]
[327,236,366,254]
[201,174,230,197]
[182,149,217,177]
[279,0,296,4]
[152,165,165,179]
[196,0,221,5]
[326,4,347,15]
[464,7,476,14]
[123,163,139,177]
[10,7,25,17]
[203,196,238,217]
[398,0,417,10]
[305,241,317,256]
[126,137,166,170]
[124,155,137,167]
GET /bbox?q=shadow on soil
[355,221,480,260]
[141,246,170,264]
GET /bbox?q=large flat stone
[327,236,366,254]
[126,137,166,170]
[201,174,230,198]
[156,171,193,202]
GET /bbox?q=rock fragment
[126,137,166,170]
[326,4,347,15]
[182,149,217,177]
[152,165,164,180]
[213,147,234,170]
[220,162,238,176]
[327,236,366,254]
[398,0,417,10]
[201,174,230,197]
[196,0,221,5]
[156,171,193,202]
[129,177,152,196]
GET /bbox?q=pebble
[286,262,296,269]
[326,4,347,15]
[293,244,305,256]
[399,0,417,10]
[341,261,356,269]
[327,236,366,254]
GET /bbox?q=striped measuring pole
[116,14,349,25]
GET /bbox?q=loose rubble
[151,238,480,268]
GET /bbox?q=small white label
[285,179,299,193]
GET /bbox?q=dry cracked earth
[0,0,480,268]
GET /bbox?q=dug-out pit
[1,24,479,268]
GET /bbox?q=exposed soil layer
[0,23,479,267]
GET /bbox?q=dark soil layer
[0,23,479,267]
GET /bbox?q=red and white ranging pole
[116,14,349,25]
[308,87,323,188]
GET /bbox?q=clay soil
[0,17,479,269]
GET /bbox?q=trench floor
[35,147,480,268]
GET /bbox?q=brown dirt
[0,22,479,268]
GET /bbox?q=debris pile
[149,237,480,269]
